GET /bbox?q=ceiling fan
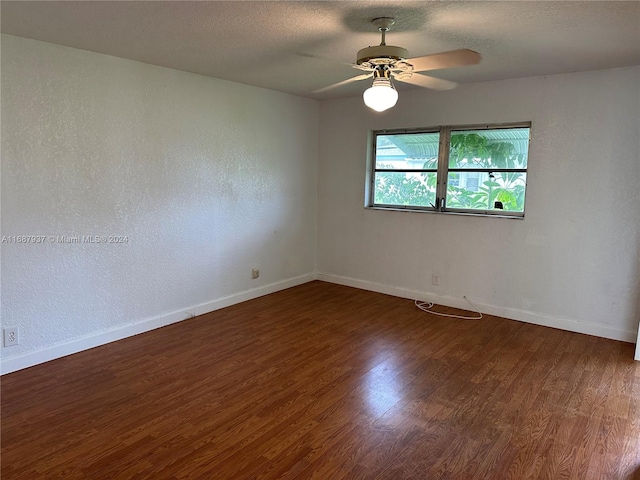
[314,17,481,112]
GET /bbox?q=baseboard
[316,272,638,344]
[0,273,316,375]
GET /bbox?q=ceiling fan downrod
[372,17,395,46]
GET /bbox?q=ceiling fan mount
[371,16,395,31]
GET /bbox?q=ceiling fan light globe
[363,81,398,112]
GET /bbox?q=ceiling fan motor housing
[356,45,409,65]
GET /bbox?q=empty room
[1,1,639,479]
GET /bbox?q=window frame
[367,122,531,218]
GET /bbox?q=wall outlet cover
[3,327,19,347]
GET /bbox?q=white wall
[317,66,640,343]
[1,35,319,372]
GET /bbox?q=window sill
[365,205,525,219]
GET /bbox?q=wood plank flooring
[2,281,639,479]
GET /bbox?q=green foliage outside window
[374,160,437,207]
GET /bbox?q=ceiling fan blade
[393,73,458,91]
[404,49,481,73]
[351,63,376,72]
[312,73,374,94]
[297,52,357,69]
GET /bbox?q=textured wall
[317,66,640,339]
[1,35,318,361]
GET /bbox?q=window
[368,123,531,218]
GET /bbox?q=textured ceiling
[2,1,639,99]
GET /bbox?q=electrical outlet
[251,268,260,279]
[432,274,440,286]
[3,327,18,347]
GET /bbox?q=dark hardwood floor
[2,281,639,479]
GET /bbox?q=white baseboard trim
[316,273,638,344]
[1,273,316,375]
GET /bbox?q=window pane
[449,128,530,169]
[446,172,527,212]
[374,171,437,207]
[375,133,439,170]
